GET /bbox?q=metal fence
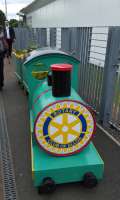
[13,26,120,130]
[79,27,108,112]
[110,67,120,130]
[13,28,47,49]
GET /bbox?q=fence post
[61,28,71,53]
[50,28,56,48]
[70,27,92,61]
[36,28,47,47]
[99,27,120,126]
[41,28,47,47]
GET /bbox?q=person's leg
[9,40,13,57]
[0,55,4,90]
[6,39,12,57]
[6,39,9,58]
[6,39,11,64]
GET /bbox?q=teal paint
[13,54,24,82]
[31,133,104,186]
[14,48,104,188]
[23,53,80,95]
[32,80,85,124]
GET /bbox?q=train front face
[32,64,96,157]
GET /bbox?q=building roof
[20,0,56,14]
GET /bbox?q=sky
[0,0,34,20]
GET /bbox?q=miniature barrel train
[13,48,104,193]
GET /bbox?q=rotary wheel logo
[34,100,95,156]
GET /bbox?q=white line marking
[97,123,120,147]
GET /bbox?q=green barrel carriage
[14,48,104,193]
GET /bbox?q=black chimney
[51,64,72,97]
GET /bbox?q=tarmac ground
[0,58,120,200]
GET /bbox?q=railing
[79,27,108,112]
[13,28,47,50]
[111,67,120,130]
[13,26,120,130]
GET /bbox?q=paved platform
[0,162,4,200]
[0,58,120,200]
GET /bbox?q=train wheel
[82,172,98,188]
[38,177,56,194]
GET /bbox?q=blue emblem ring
[43,108,87,148]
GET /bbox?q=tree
[9,19,19,28]
[0,10,6,26]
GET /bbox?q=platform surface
[1,58,120,200]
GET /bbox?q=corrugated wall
[26,0,120,28]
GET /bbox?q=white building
[21,0,120,28]
[20,0,119,66]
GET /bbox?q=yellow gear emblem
[35,100,95,156]
[49,113,82,144]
